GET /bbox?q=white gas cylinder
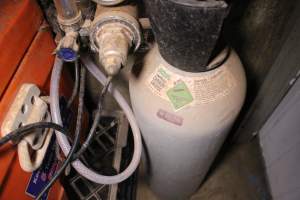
[129,45,246,199]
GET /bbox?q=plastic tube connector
[56,31,79,62]
[57,48,78,62]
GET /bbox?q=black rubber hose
[67,60,79,108]
[36,64,86,200]
[0,122,69,147]
[72,76,112,161]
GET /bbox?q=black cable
[0,122,69,147]
[67,59,79,108]
[72,76,112,160]
[36,64,87,200]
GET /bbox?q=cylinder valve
[89,5,141,76]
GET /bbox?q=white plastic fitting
[1,84,53,172]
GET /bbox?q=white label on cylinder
[147,64,236,111]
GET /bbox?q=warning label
[167,81,193,110]
[147,64,236,111]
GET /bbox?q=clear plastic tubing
[50,56,142,184]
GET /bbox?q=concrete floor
[136,138,271,200]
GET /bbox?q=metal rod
[54,0,79,20]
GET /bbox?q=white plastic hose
[50,56,142,184]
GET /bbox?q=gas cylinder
[129,1,247,199]
[130,45,246,199]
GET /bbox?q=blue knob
[57,48,77,62]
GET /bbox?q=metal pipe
[53,0,82,62]
[54,0,79,20]
[95,4,138,19]
[92,0,126,6]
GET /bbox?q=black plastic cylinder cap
[144,0,229,72]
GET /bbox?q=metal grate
[65,110,129,200]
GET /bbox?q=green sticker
[167,81,193,110]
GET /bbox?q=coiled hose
[50,56,142,184]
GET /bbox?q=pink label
[157,109,183,126]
